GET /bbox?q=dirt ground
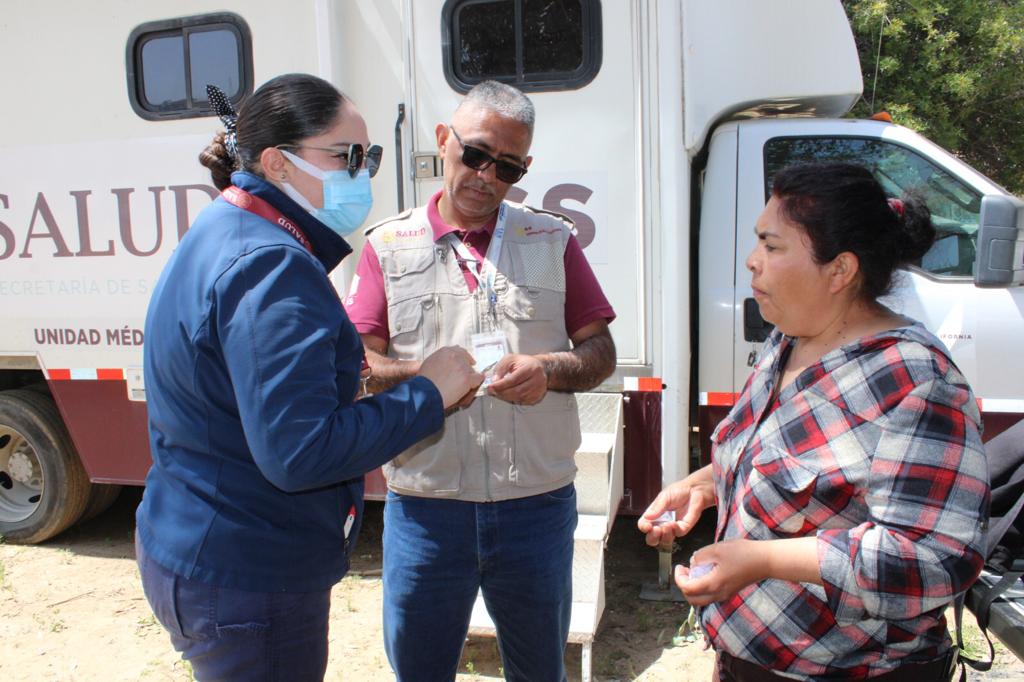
[1,489,1022,681]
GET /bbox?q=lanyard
[446,202,507,317]
[221,185,314,255]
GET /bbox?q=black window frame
[126,12,253,121]
[442,0,602,94]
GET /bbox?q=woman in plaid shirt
[639,162,988,680]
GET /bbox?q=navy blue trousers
[136,533,332,681]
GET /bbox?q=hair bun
[892,193,935,263]
[198,131,236,191]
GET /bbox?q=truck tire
[0,389,91,543]
[80,483,123,523]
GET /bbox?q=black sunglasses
[279,143,383,178]
[449,127,528,184]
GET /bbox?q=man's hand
[487,354,548,405]
[360,334,421,394]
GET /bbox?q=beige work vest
[365,201,581,501]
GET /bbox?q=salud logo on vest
[516,225,561,237]
[381,226,427,245]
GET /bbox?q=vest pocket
[382,247,436,303]
[387,297,435,360]
[498,287,568,356]
[383,423,462,494]
[500,286,561,322]
[509,392,580,488]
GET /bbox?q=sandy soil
[1,489,1021,681]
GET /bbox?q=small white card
[687,562,716,580]
[471,330,509,392]
[651,511,675,526]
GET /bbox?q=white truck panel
[651,0,692,487]
[328,0,410,286]
[696,124,741,396]
[681,0,862,153]
[3,1,322,143]
[1,134,213,375]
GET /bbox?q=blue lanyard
[447,202,507,318]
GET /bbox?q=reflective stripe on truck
[47,368,125,381]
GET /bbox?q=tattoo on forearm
[542,329,616,392]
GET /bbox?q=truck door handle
[743,298,774,343]
[394,103,406,213]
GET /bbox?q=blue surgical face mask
[278,149,373,237]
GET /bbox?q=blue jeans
[136,533,332,681]
[382,486,577,682]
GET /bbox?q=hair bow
[206,84,239,160]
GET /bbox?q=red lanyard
[221,185,314,255]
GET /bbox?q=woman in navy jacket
[135,74,481,681]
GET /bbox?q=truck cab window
[764,137,982,278]
[127,13,253,120]
[442,0,601,93]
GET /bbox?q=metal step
[467,392,623,682]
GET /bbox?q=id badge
[471,330,509,392]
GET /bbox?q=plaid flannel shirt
[704,323,989,679]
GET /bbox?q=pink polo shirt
[345,191,615,342]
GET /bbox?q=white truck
[3,0,1022,675]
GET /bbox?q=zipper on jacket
[433,293,441,345]
[474,289,493,502]
[481,396,492,502]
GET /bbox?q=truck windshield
[764,137,982,278]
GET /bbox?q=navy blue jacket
[136,171,443,592]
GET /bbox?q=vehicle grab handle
[394,103,406,213]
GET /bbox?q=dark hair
[199,73,347,190]
[771,161,935,301]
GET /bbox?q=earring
[280,174,287,181]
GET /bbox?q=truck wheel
[0,389,90,543]
[80,483,123,523]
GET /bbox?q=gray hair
[457,80,535,134]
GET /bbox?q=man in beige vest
[345,81,616,682]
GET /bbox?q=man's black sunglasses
[449,127,528,184]
[278,143,383,178]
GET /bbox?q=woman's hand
[674,539,769,606]
[677,537,821,606]
[637,465,716,548]
[417,346,484,409]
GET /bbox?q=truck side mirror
[743,298,774,342]
[974,194,1024,288]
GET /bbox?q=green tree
[845,0,1024,194]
